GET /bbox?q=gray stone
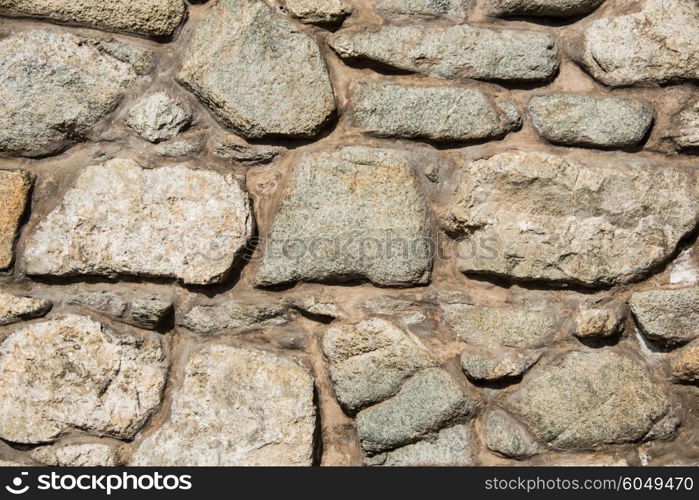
[257,147,432,287]
[0,170,32,270]
[330,24,558,82]
[356,368,479,454]
[181,302,288,334]
[288,295,343,320]
[669,341,699,383]
[153,138,203,157]
[178,0,335,139]
[30,442,120,467]
[0,315,167,444]
[24,159,253,286]
[0,292,52,326]
[132,344,317,466]
[484,410,539,459]
[130,295,173,330]
[352,82,521,142]
[126,92,192,143]
[460,345,541,382]
[629,287,699,346]
[375,0,472,20]
[68,291,129,319]
[322,318,434,413]
[486,0,604,17]
[212,138,280,165]
[283,0,351,24]
[529,94,654,149]
[503,350,674,449]
[0,0,186,37]
[570,0,699,86]
[672,101,699,151]
[0,31,147,157]
[443,151,699,287]
[575,302,625,339]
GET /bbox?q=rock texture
[485,410,539,459]
[575,302,625,339]
[0,170,32,270]
[669,342,699,383]
[374,0,471,20]
[24,159,253,285]
[629,287,699,346]
[0,292,51,326]
[486,0,604,17]
[181,302,288,334]
[460,346,541,382]
[30,442,120,467]
[672,101,699,151]
[283,0,351,24]
[126,92,192,143]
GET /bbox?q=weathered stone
[629,287,699,346]
[460,345,541,382]
[181,302,288,334]
[443,304,556,349]
[132,344,316,466]
[126,92,192,143]
[257,147,432,287]
[0,292,51,326]
[485,410,539,459]
[68,291,129,319]
[178,0,335,139]
[0,170,31,270]
[486,0,604,17]
[570,0,699,86]
[443,151,699,287]
[503,350,674,449]
[0,0,186,37]
[0,315,167,444]
[375,0,471,20]
[0,31,147,157]
[24,159,253,285]
[669,341,699,383]
[671,101,699,151]
[575,302,625,339]
[30,442,120,467]
[212,138,280,165]
[288,295,343,320]
[356,368,479,454]
[322,318,434,413]
[0,460,33,466]
[154,138,203,157]
[529,94,654,149]
[330,24,558,82]
[352,82,521,142]
[130,295,173,330]
[283,0,351,24]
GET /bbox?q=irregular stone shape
[154,138,203,157]
[0,460,33,466]
[503,350,674,449]
[288,295,343,320]
[529,94,654,149]
[356,368,479,454]
[352,82,521,142]
[629,287,699,346]
[0,292,51,326]
[672,101,699,151]
[375,0,471,20]
[485,410,539,459]
[669,341,699,383]
[257,147,432,287]
[443,151,699,287]
[181,302,288,334]
[178,0,335,139]
[24,159,253,285]
[0,0,186,37]
[485,0,604,17]
[322,318,434,413]
[460,345,541,382]
[212,138,280,165]
[0,31,147,157]
[0,170,32,269]
[330,24,558,82]
[443,304,556,349]
[575,302,625,339]
[0,315,167,444]
[130,295,173,330]
[132,344,316,466]
[283,0,351,24]
[30,443,119,467]
[126,92,192,143]
[365,425,475,466]
[68,291,129,318]
[570,0,699,86]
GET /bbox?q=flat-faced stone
[130,295,173,330]
[669,341,699,383]
[0,292,51,326]
[486,0,604,17]
[671,101,699,151]
[460,345,541,382]
[575,302,625,339]
[181,302,289,334]
[283,0,351,24]
[126,92,192,143]
[0,170,31,270]
[484,410,539,459]
[375,0,472,20]
[629,287,699,346]
[30,442,120,467]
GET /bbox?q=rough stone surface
[24,159,253,285]
[212,138,280,165]
[283,0,351,24]
[529,94,654,149]
[0,0,186,37]
[126,92,192,143]
[0,31,147,157]
[0,170,31,270]
[375,0,471,20]
[132,344,316,466]
[68,291,129,319]
[352,82,521,142]
[503,350,674,449]
[575,302,625,339]
[130,295,173,330]
[288,295,342,320]
[672,101,699,151]
[485,410,539,459]
[570,0,699,86]
[257,147,432,287]
[0,292,51,326]
[629,287,699,346]
[443,151,699,287]
[178,0,335,139]
[154,138,203,157]
[460,345,541,382]
[181,302,288,334]
[330,24,558,82]
[669,341,699,383]
[486,0,604,17]
[30,443,120,467]
[0,315,167,444]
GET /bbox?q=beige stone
[0,170,31,270]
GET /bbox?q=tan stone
[0,170,31,270]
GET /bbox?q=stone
[154,139,203,157]
[212,138,280,165]
[374,0,471,20]
[503,350,674,449]
[529,94,654,149]
[130,295,173,330]
[484,410,539,459]
[365,425,475,466]
[0,170,32,269]
[460,345,541,382]
[30,443,120,467]
[629,288,699,346]
[322,318,434,413]
[485,0,604,17]
[257,147,432,287]
[283,0,351,24]
[68,291,129,318]
[178,0,335,139]
[126,92,192,143]
[671,101,699,151]
[0,31,147,157]
[181,302,288,334]
[443,151,699,287]
[575,303,625,339]
[669,341,699,383]
[0,292,52,326]
[356,368,479,454]
[24,159,253,286]
[288,295,343,320]
[132,344,317,466]
[0,315,167,444]
[0,0,186,37]
[443,304,556,349]
[569,0,699,86]
[352,82,521,142]
[330,24,558,82]
[0,460,33,466]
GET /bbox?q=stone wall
[0,0,697,466]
